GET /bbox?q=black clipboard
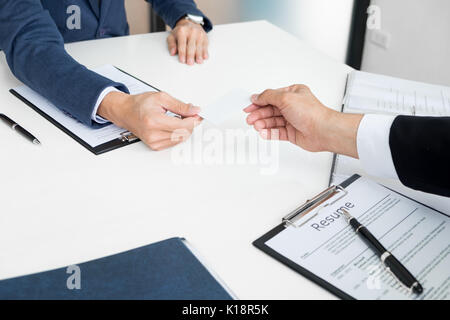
[253,173,449,300]
[253,174,360,300]
[9,67,160,155]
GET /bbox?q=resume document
[266,178,449,300]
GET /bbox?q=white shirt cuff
[357,114,399,179]
[91,87,121,124]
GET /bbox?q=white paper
[13,65,158,148]
[332,70,450,212]
[199,88,251,125]
[344,71,450,116]
[265,177,450,300]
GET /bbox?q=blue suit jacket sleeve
[0,0,129,127]
[147,0,213,32]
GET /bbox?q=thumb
[159,92,201,117]
[251,89,286,110]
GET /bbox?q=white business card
[199,88,251,125]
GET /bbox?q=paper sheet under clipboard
[12,65,158,149]
[259,176,450,300]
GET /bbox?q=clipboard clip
[120,131,139,142]
[283,185,348,228]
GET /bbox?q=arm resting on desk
[147,0,213,32]
[148,0,213,65]
[0,0,128,127]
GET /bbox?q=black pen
[0,113,40,145]
[342,209,423,295]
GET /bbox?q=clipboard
[253,174,450,300]
[253,174,360,300]
[9,67,160,155]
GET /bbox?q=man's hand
[167,18,208,65]
[244,84,363,158]
[98,91,201,151]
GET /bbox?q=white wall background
[361,0,450,86]
[125,0,353,63]
[125,1,450,87]
[196,0,354,63]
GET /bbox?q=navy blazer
[0,0,212,126]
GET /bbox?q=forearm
[320,111,363,159]
[320,112,400,180]
[248,85,449,196]
[0,0,127,126]
[97,91,134,129]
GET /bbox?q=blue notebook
[0,237,234,300]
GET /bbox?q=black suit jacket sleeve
[389,116,450,197]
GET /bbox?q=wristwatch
[184,13,204,26]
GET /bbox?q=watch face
[187,14,204,24]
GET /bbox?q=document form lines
[378,208,418,242]
[339,208,419,273]
[343,70,450,116]
[339,248,374,275]
[304,194,391,258]
[260,177,450,300]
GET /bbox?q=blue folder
[0,237,233,300]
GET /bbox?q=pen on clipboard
[342,209,423,295]
[0,113,40,145]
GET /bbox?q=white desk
[0,21,351,299]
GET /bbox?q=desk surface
[0,21,351,299]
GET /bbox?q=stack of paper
[343,71,450,116]
[331,71,450,214]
